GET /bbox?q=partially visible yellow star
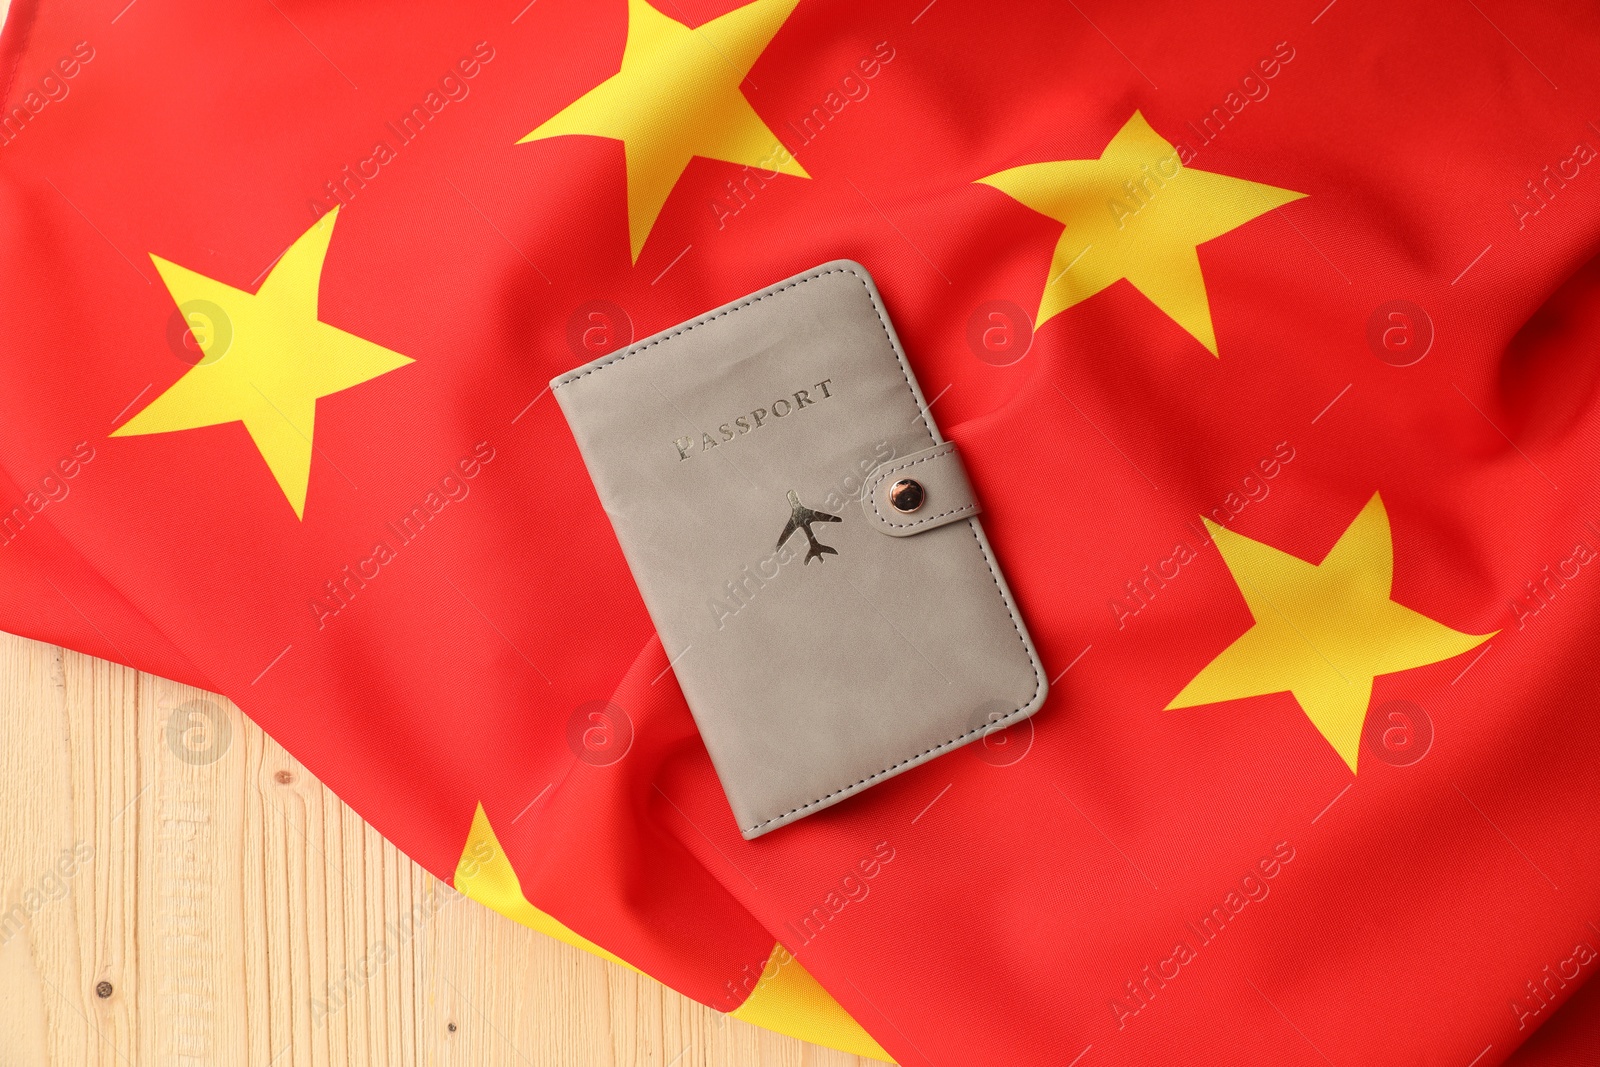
[1167,494,1495,772]
[520,0,809,263]
[112,207,412,520]
[453,802,890,1059]
[976,110,1304,355]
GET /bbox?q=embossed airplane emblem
[776,489,840,564]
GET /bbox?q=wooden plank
[0,629,865,1066]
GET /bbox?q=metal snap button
[889,478,925,513]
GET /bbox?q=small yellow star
[1168,494,1495,772]
[520,0,809,262]
[977,111,1304,355]
[112,207,412,520]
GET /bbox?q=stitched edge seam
[553,267,873,388]
[865,447,978,530]
[549,264,1044,835]
[742,511,1045,834]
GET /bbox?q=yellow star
[520,0,809,263]
[112,207,412,520]
[1167,494,1495,772]
[453,802,889,1059]
[976,111,1304,355]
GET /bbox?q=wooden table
[0,629,866,1066]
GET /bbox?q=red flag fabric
[3,0,1600,1064]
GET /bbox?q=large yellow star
[112,207,412,520]
[976,111,1304,355]
[1167,494,1495,772]
[520,0,809,263]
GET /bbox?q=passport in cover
[551,261,1047,838]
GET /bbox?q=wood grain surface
[0,629,865,1066]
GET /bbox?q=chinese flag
[3,0,1600,1064]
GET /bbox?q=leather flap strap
[859,442,979,537]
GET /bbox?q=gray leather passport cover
[551,261,1047,838]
